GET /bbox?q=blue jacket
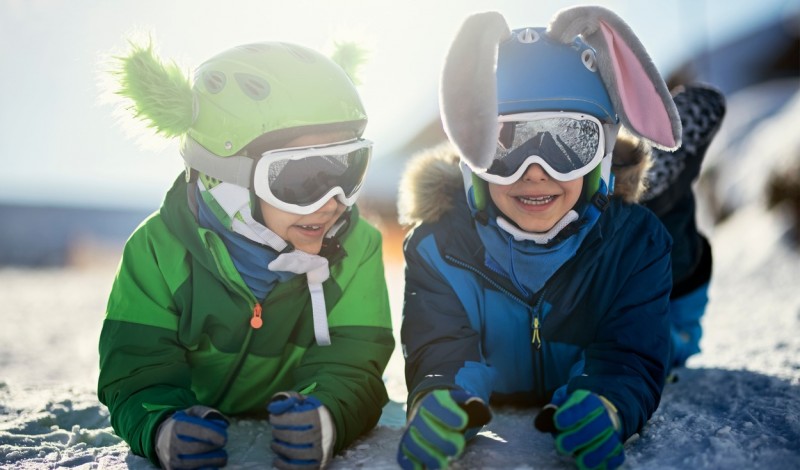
[398,146,672,439]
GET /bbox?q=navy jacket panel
[401,193,673,439]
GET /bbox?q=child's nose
[522,163,549,181]
[316,196,341,213]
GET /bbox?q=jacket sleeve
[289,219,395,453]
[567,212,673,440]
[97,216,200,465]
[400,229,488,412]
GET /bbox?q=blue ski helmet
[496,27,616,122]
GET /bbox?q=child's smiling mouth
[516,195,556,206]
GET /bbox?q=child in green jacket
[98,39,394,469]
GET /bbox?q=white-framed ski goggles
[252,138,372,215]
[476,112,606,184]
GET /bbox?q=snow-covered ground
[2,198,799,469]
[3,82,800,468]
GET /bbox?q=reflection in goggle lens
[266,147,370,206]
[490,117,601,177]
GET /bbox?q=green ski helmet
[111,38,367,188]
[178,42,368,189]
[188,42,367,158]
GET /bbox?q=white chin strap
[602,123,621,193]
[201,180,289,251]
[496,210,579,244]
[200,180,333,346]
[268,252,332,346]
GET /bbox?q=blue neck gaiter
[196,187,296,301]
[471,187,603,299]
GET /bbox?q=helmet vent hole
[517,28,540,44]
[234,73,271,101]
[581,49,597,72]
[282,43,316,63]
[240,43,272,53]
[203,71,226,94]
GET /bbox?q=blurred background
[0,0,798,272]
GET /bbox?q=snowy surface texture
[2,204,799,469]
[3,84,800,469]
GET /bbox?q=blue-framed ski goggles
[476,112,605,184]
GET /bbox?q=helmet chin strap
[201,179,290,252]
[496,210,580,244]
[602,123,621,194]
[268,251,332,346]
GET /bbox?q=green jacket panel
[98,176,394,463]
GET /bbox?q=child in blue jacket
[396,6,722,469]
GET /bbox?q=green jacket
[97,176,394,464]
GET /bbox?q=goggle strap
[471,173,489,212]
[584,165,602,202]
[183,138,254,188]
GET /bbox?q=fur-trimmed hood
[397,130,652,226]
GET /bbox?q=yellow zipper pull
[532,316,541,349]
[250,303,263,329]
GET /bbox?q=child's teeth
[518,196,553,205]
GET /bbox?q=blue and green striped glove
[397,389,491,470]
[536,389,624,470]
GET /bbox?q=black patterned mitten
[641,84,726,216]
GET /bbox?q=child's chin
[292,241,324,255]
[513,217,557,234]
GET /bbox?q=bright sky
[0,0,795,209]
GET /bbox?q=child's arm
[400,230,493,412]
[564,212,673,440]
[98,218,200,465]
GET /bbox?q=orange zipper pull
[250,303,263,329]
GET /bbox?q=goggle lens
[484,113,603,182]
[266,147,370,206]
[254,139,372,214]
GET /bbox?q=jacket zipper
[531,292,546,350]
[445,254,547,397]
[202,232,264,406]
[531,293,547,398]
[250,303,263,329]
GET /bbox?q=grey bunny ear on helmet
[439,11,511,171]
[547,5,682,151]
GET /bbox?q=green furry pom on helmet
[111,38,367,160]
[112,40,194,138]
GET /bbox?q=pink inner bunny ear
[599,20,677,149]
